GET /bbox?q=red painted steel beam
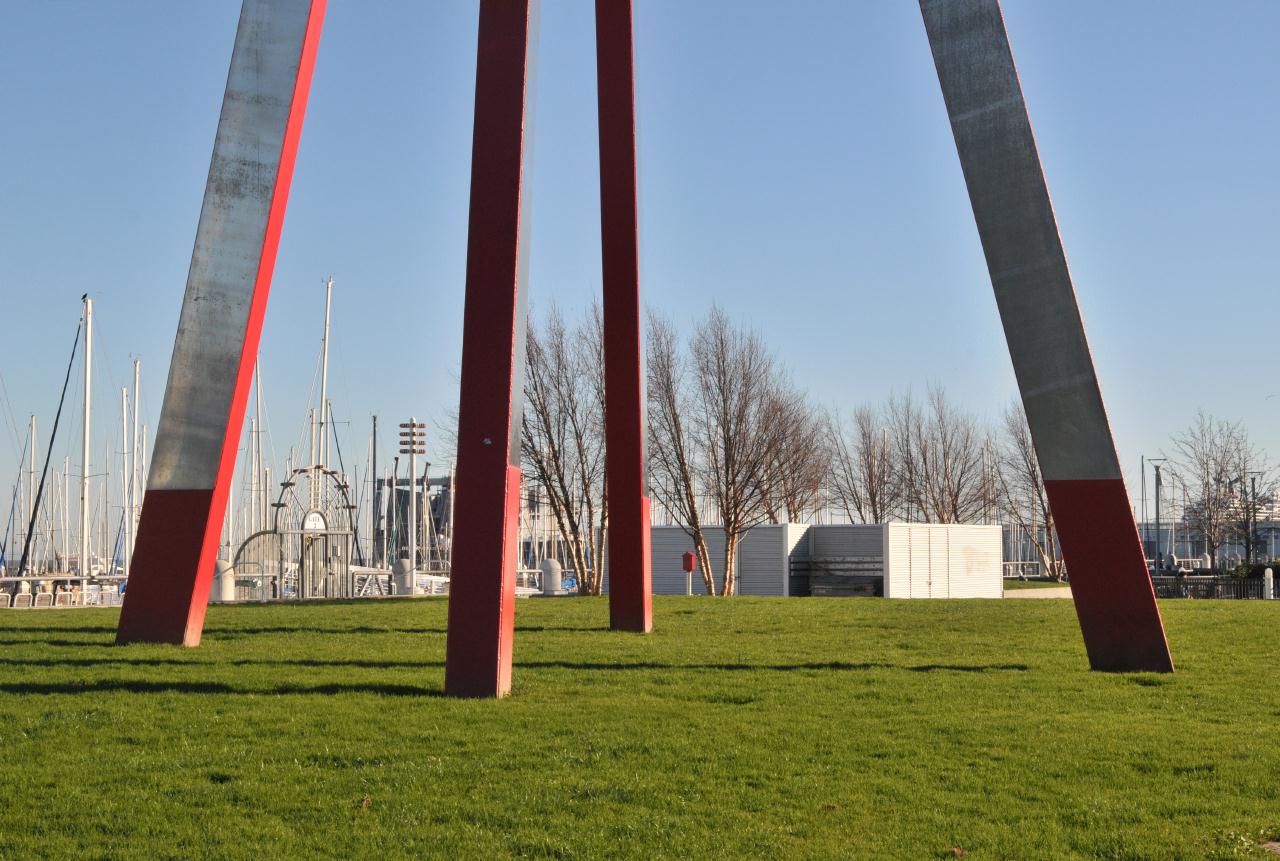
[595,0,653,633]
[444,0,536,699]
[920,0,1173,671]
[116,0,326,646]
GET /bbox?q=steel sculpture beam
[920,0,1173,671]
[596,0,653,634]
[116,0,326,646]
[444,0,537,698]
[446,0,656,697]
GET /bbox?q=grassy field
[1,597,1278,860]
[1003,579,1072,590]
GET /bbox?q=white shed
[805,523,1002,599]
[882,523,1002,598]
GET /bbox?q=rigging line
[16,317,82,577]
[0,437,31,567]
[0,372,24,460]
[293,336,325,461]
[327,399,365,565]
[111,508,125,566]
[89,305,122,401]
[256,370,281,489]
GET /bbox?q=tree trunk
[722,531,739,596]
[690,528,713,595]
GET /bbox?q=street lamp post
[398,419,426,594]
[1248,471,1264,564]
[1149,458,1167,570]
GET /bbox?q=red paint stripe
[117,2,326,646]
[1044,478,1173,672]
[595,0,652,634]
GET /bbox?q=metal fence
[1150,575,1269,600]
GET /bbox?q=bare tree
[829,405,900,523]
[762,385,830,523]
[521,306,607,594]
[1221,420,1273,565]
[690,308,782,596]
[1170,412,1243,570]
[646,311,714,593]
[994,401,1063,579]
[888,386,990,524]
[1170,410,1247,571]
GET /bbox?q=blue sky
[1,1,1276,515]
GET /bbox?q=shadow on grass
[0,638,117,648]
[0,625,117,634]
[0,656,1027,673]
[0,657,437,669]
[202,626,449,638]
[202,624,607,638]
[518,660,1029,673]
[0,679,441,697]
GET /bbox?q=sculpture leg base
[1045,478,1174,673]
[608,496,652,633]
[444,465,521,699]
[116,488,219,647]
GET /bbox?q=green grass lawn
[1003,579,1072,590]
[1,597,1277,860]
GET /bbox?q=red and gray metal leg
[118,0,1169,680]
[446,0,654,696]
[596,0,653,634]
[443,0,537,699]
[117,0,326,646]
[920,0,1173,672]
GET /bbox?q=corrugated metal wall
[649,526,725,595]
[884,524,1001,599]
[809,524,885,559]
[647,525,800,596]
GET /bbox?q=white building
[635,522,1002,598]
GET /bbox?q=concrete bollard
[393,559,416,596]
[214,560,235,603]
[539,558,563,595]
[1265,568,1274,600]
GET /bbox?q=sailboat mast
[120,387,129,577]
[308,408,317,509]
[27,415,36,561]
[130,358,140,569]
[61,456,69,571]
[254,359,265,531]
[101,436,109,573]
[248,417,258,535]
[319,277,332,472]
[79,295,92,576]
